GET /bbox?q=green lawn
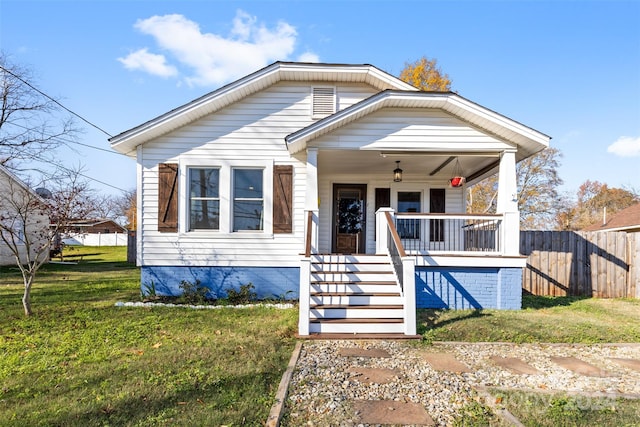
[2,247,639,426]
[0,246,297,426]
[418,294,640,344]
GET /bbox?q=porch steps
[308,254,406,335]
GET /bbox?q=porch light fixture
[393,161,403,182]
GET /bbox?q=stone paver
[489,355,541,375]
[283,342,640,426]
[419,351,472,373]
[550,356,612,377]
[338,347,391,358]
[609,357,640,372]
[352,400,435,426]
[348,367,400,384]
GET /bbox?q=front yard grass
[0,246,297,426]
[3,246,639,426]
[418,295,640,343]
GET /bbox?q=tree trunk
[22,276,33,316]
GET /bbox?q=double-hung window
[188,168,220,230]
[233,168,264,231]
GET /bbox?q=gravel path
[282,340,640,426]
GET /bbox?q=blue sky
[1,0,639,197]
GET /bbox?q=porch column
[305,148,319,252]
[496,150,520,256]
[305,148,319,211]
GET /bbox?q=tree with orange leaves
[399,56,452,91]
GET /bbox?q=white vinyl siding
[308,109,516,152]
[137,81,377,266]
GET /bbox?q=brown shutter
[158,163,179,232]
[273,165,293,234]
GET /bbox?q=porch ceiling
[318,150,499,183]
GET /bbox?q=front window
[233,169,264,231]
[397,191,421,239]
[189,168,220,230]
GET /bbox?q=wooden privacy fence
[520,231,639,298]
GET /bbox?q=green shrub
[178,279,209,305]
[226,283,257,305]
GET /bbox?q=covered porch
[296,148,525,337]
[287,91,550,337]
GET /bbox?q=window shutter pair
[157,163,293,234]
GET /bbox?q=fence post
[127,230,136,264]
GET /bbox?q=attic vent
[312,87,336,119]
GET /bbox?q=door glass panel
[398,192,421,239]
[337,190,363,234]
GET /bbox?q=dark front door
[332,184,367,253]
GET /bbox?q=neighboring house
[61,219,129,246]
[583,202,640,233]
[0,164,50,266]
[110,62,550,337]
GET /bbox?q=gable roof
[285,90,551,159]
[109,62,417,156]
[583,202,640,232]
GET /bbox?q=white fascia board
[366,67,418,91]
[416,255,528,268]
[442,95,551,148]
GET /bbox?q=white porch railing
[298,210,317,336]
[394,213,504,255]
[383,210,416,336]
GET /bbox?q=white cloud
[117,48,178,78]
[120,10,314,87]
[607,136,640,157]
[297,52,320,63]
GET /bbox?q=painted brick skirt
[141,266,300,300]
[415,267,522,310]
[140,265,521,309]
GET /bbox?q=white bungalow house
[0,164,50,266]
[109,62,550,337]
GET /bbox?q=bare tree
[0,166,94,316]
[0,52,78,171]
[91,193,122,221]
[467,147,564,230]
[112,188,137,229]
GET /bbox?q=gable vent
[312,87,336,119]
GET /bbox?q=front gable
[109,62,416,156]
